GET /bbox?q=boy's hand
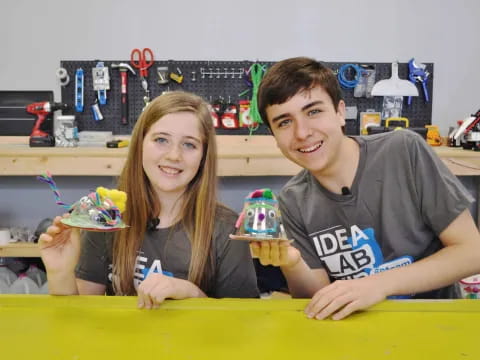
[304,276,387,320]
[250,240,301,268]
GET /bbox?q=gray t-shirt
[75,205,259,298]
[279,130,473,299]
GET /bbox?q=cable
[337,63,363,89]
[248,63,266,133]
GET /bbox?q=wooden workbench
[2,136,480,176]
[0,242,38,257]
[0,136,301,176]
[2,135,480,258]
[0,296,478,359]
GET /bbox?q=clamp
[92,61,110,105]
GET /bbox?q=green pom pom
[263,188,274,199]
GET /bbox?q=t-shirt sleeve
[279,190,324,270]
[406,132,474,235]
[212,209,260,298]
[75,231,110,286]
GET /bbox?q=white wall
[2,0,480,134]
[1,0,480,228]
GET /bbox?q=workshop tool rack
[60,60,433,136]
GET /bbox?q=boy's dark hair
[258,57,344,129]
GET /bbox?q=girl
[39,91,259,308]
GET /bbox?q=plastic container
[0,228,10,245]
[9,273,40,294]
[459,275,480,299]
[26,264,47,287]
[55,115,78,147]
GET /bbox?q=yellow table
[0,296,478,359]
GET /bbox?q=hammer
[112,63,136,125]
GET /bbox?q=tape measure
[56,67,70,86]
[106,139,129,148]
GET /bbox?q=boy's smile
[298,141,323,153]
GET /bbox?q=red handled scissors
[130,48,154,77]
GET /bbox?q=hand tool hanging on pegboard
[170,67,184,84]
[92,61,110,106]
[111,63,136,125]
[130,48,154,110]
[91,61,110,121]
[75,68,84,112]
[157,66,169,85]
[407,58,430,106]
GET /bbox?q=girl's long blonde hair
[113,91,218,295]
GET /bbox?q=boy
[252,57,480,320]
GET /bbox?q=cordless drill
[26,102,68,147]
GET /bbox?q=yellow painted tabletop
[0,295,479,360]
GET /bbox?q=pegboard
[60,60,433,136]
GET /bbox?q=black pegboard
[329,62,434,134]
[60,60,433,136]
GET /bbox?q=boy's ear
[337,99,346,117]
[337,100,346,126]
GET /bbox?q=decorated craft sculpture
[37,171,127,231]
[230,188,288,241]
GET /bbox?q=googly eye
[89,209,106,224]
[268,210,276,218]
[246,208,255,217]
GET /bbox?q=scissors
[130,48,154,77]
[130,48,154,108]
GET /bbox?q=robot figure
[231,188,288,241]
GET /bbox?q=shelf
[0,242,39,257]
[2,136,480,258]
[0,136,301,176]
[430,147,480,176]
[2,136,480,176]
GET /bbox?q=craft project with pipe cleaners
[229,188,290,242]
[37,171,128,231]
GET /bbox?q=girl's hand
[38,215,81,275]
[137,273,206,309]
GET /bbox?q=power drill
[26,102,68,147]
